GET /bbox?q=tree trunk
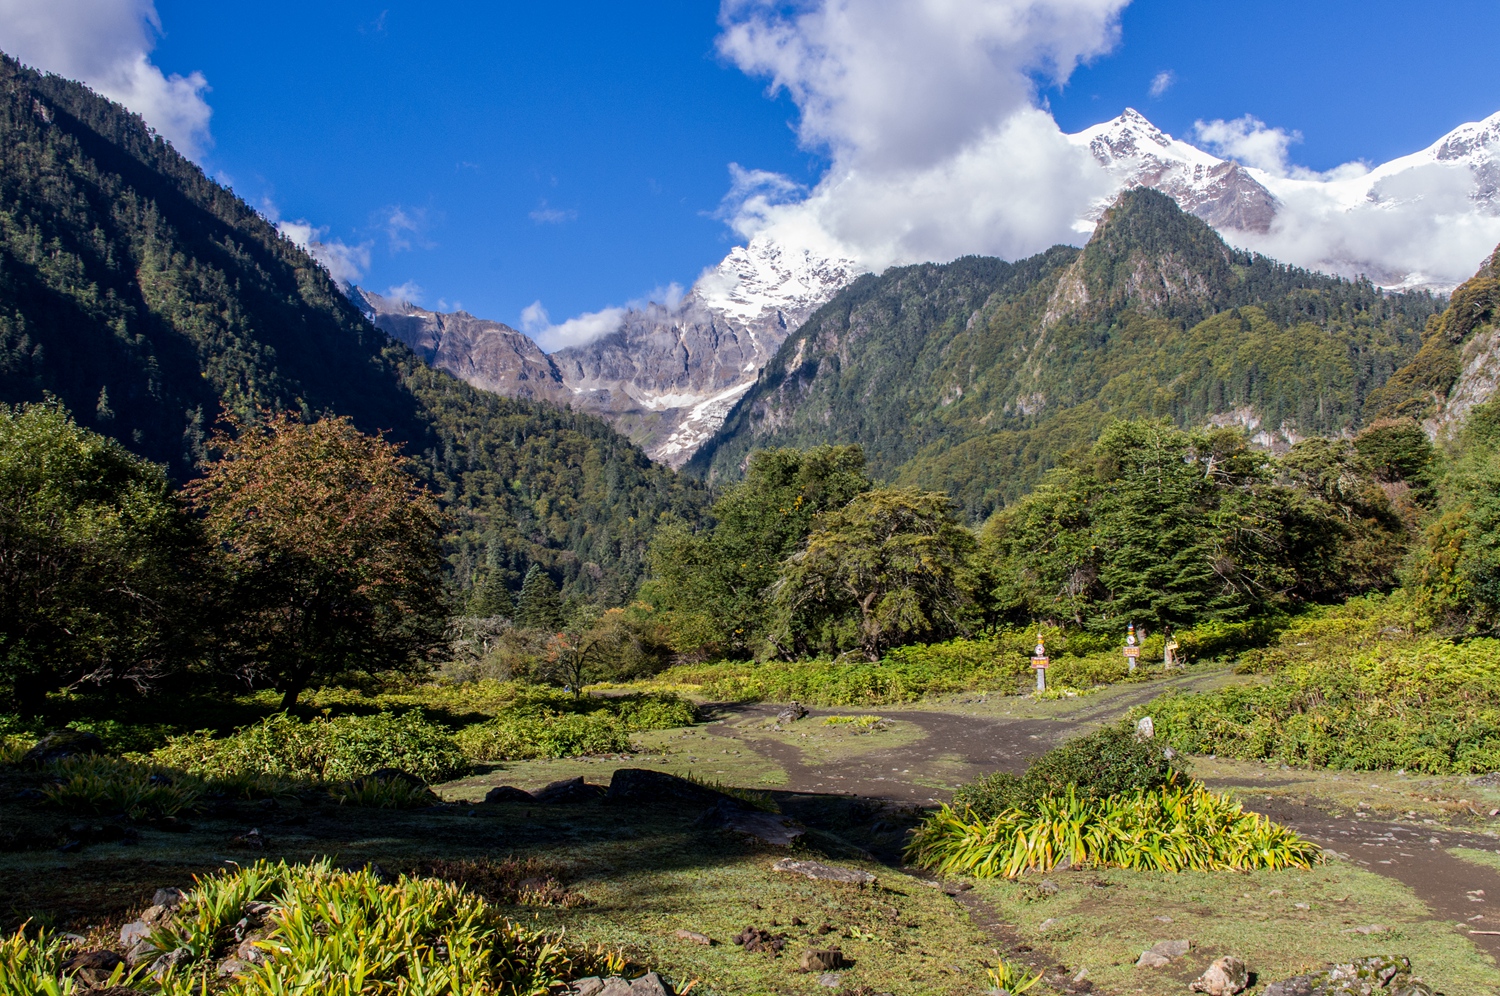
[279,682,303,712]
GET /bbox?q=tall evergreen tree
[516,564,565,632]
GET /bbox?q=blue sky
[12,1,1500,333]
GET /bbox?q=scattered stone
[1136,939,1191,968]
[22,728,103,765]
[1037,879,1059,895]
[629,971,673,996]
[698,799,803,846]
[230,828,266,849]
[1038,918,1058,932]
[149,947,192,978]
[119,920,157,964]
[60,949,125,985]
[572,978,604,996]
[732,926,787,954]
[674,929,713,945]
[770,858,875,885]
[799,948,845,972]
[1135,716,1155,740]
[236,933,273,965]
[1073,965,1090,983]
[484,785,535,804]
[152,887,187,909]
[1342,925,1388,935]
[1263,956,1434,996]
[217,957,252,976]
[818,972,843,987]
[608,768,725,807]
[533,777,606,804]
[1190,956,1249,995]
[777,702,809,724]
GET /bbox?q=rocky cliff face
[351,290,571,405]
[357,237,861,467]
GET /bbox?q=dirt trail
[704,696,1500,961]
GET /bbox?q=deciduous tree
[185,412,445,709]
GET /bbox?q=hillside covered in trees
[689,189,1443,521]
[0,53,705,605]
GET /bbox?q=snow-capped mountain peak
[1066,109,1280,234]
[693,235,864,330]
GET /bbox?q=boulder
[22,728,104,765]
[572,978,604,996]
[1191,956,1249,995]
[484,785,535,804]
[798,949,845,972]
[148,947,192,979]
[607,768,725,807]
[362,767,427,789]
[629,971,674,996]
[770,858,875,885]
[533,777,605,804]
[698,799,802,845]
[598,978,633,996]
[777,702,809,724]
[60,949,125,986]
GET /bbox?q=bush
[152,711,469,784]
[908,782,1320,879]
[40,756,205,819]
[951,726,1187,821]
[1140,596,1500,773]
[456,713,630,761]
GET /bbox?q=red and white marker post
[1123,622,1140,673]
[1030,631,1048,693]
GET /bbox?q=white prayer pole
[1031,629,1048,693]
[1124,622,1140,673]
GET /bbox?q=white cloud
[1193,115,1302,177]
[385,281,424,304]
[521,283,686,352]
[529,200,578,224]
[383,206,431,252]
[1148,70,1173,98]
[0,0,212,158]
[275,218,371,286]
[521,300,627,351]
[715,0,1129,270]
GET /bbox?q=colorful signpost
[1030,630,1048,693]
[1124,622,1140,672]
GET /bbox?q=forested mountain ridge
[689,189,1443,520]
[0,53,705,603]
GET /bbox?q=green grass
[968,861,1500,996]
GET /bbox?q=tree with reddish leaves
[186,413,446,709]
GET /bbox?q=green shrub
[0,922,147,995]
[1140,596,1500,773]
[456,712,630,761]
[152,711,469,784]
[909,782,1320,878]
[951,726,1187,821]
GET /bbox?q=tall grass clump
[0,922,147,995]
[130,860,627,994]
[39,756,206,818]
[1142,594,1500,773]
[908,782,1320,878]
[913,725,1316,878]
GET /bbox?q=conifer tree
[516,563,564,632]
